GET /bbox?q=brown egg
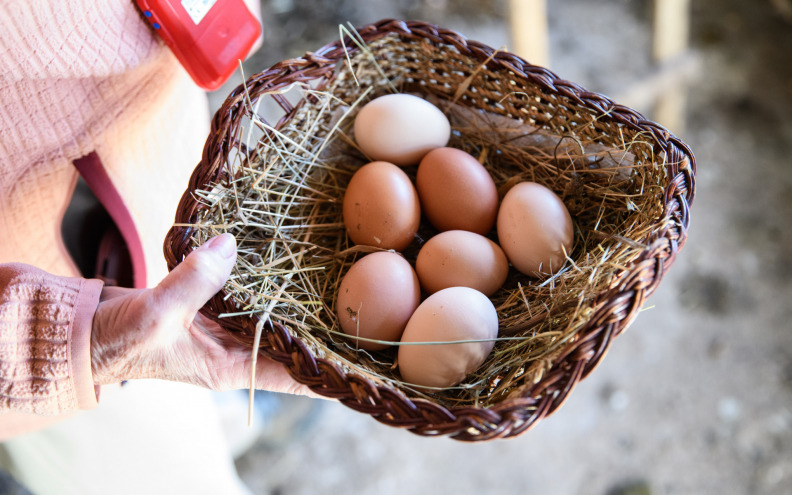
[342,161,421,251]
[353,94,451,167]
[415,147,499,234]
[496,181,574,277]
[415,230,509,296]
[398,287,498,389]
[336,252,421,351]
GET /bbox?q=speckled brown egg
[415,147,499,234]
[415,230,509,296]
[496,181,574,277]
[336,252,421,351]
[353,94,451,167]
[342,161,421,251]
[397,287,498,389]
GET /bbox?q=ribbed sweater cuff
[0,264,104,416]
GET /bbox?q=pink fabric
[74,152,147,289]
[0,0,210,283]
[0,263,103,440]
[0,0,212,437]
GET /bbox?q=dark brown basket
[164,19,695,441]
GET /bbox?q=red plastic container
[135,0,261,91]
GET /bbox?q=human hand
[90,233,313,397]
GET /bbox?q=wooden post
[508,0,550,67]
[652,0,692,135]
[654,82,688,135]
[653,0,691,63]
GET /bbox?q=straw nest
[164,20,696,441]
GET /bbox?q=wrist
[90,286,159,385]
[72,278,105,408]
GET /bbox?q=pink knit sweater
[0,264,102,414]
[0,0,211,437]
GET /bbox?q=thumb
[155,233,237,317]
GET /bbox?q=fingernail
[200,233,237,259]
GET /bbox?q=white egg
[354,94,451,167]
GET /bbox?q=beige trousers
[0,381,253,495]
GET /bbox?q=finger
[154,233,237,317]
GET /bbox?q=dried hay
[178,30,672,409]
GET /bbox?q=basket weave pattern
[164,20,695,441]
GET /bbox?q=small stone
[707,337,726,359]
[601,384,630,411]
[606,480,652,495]
[717,397,741,422]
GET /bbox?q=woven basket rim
[164,19,696,441]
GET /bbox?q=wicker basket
[164,19,696,441]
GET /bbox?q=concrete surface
[218,1,792,494]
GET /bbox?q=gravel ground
[214,1,792,494]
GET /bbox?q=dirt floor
[212,1,792,494]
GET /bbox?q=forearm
[0,263,103,438]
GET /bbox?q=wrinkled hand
[91,233,312,397]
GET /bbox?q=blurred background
[221,0,792,494]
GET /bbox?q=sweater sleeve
[0,263,103,416]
